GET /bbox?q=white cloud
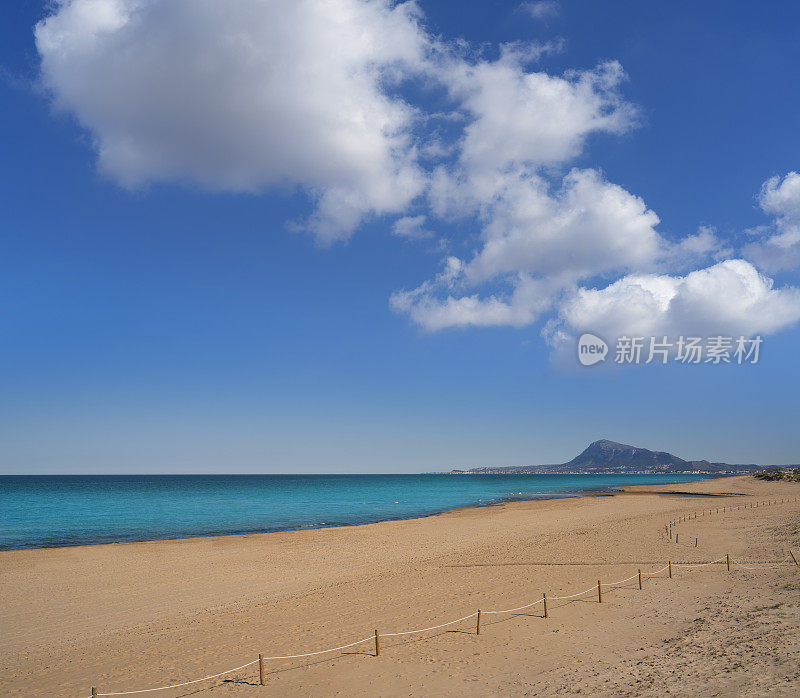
[520,1,559,21]
[400,168,800,341]
[402,158,800,342]
[743,172,800,272]
[391,271,554,331]
[398,167,667,331]
[747,232,800,273]
[550,259,800,344]
[402,54,661,332]
[442,58,637,177]
[391,214,431,239]
[33,0,637,251]
[35,0,430,243]
[759,171,800,221]
[463,168,663,282]
[663,225,731,270]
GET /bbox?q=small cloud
[418,138,455,160]
[664,226,732,270]
[392,215,433,240]
[743,171,800,272]
[520,1,560,21]
[499,39,565,64]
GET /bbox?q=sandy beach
[1,475,798,697]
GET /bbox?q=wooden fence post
[668,561,672,579]
[259,653,265,686]
[543,593,548,618]
[476,610,481,635]
[676,533,679,543]
[597,580,602,603]
[374,629,380,656]
[91,689,97,698]
[638,569,642,590]
[726,553,730,571]
[695,537,698,547]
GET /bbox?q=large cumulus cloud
[35,0,430,242]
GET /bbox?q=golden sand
[1,475,798,697]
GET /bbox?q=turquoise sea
[0,473,718,550]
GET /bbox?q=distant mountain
[443,439,792,475]
[564,439,690,472]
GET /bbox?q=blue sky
[1,0,799,473]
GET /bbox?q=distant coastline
[430,469,760,475]
[429,438,798,476]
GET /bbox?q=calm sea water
[0,474,717,550]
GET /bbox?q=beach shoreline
[1,474,798,697]
[0,472,725,552]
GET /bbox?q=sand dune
[1,475,798,697]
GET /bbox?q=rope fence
[85,495,798,697]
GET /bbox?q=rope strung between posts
[481,598,544,614]
[548,584,602,601]
[676,556,728,568]
[381,612,479,636]
[84,552,795,697]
